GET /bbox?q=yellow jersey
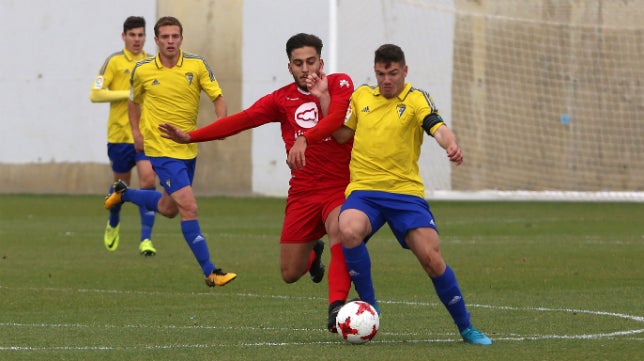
[91,48,148,143]
[130,50,224,159]
[344,83,444,198]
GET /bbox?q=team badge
[186,72,194,85]
[397,104,406,118]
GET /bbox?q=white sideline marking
[0,285,642,351]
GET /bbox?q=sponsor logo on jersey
[294,102,318,129]
[339,79,350,88]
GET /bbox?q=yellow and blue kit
[130,50,224,159]
[343,82,445,198]
[90,48,148,143]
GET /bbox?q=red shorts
[280,188,345,244]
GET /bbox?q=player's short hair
[374,44,406,68]
[286,33,323,60]
[123,16,145,33]
[154,16,183,37]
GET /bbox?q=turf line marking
[2,284,643,324]
[1,284,642,351]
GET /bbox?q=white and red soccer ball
[335,300,379,344]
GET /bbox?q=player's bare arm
[128,101,145,152]
[332,125,354,145]
[433,125,463,165]
[213,95,228,119]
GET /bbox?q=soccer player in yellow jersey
[333,44,492,345]
[90,16,157,256]
[103,16,236,287]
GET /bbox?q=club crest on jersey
[295,102,318,129]
[397,104,406,118]
[185,72,194,85]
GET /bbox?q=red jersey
[189,73,354,195]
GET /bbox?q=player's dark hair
[374,44,406,68]
[286,33,323,59]
[154,16,183,37]
[123,16,146,33]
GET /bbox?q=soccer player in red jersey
[159,33,353,332]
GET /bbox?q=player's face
[374,61,408,99]
[155,25,183,60]
[122,27,146,55]
[288,46,323,91]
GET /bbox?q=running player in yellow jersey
[333,44,492,345]
[103,16,236,287]
[90,16,157,256]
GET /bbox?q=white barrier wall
[0,0,454,197]
[242,0,456,196]
[0,0,157,163]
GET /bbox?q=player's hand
[446,144,463,165]
[287,136,307,170]
[306,69,328,99]
[159,123,191,144]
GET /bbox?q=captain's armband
[422,113,445,136]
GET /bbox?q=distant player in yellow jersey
[104,16,236,287]
[90,16,157,256]
[333,44,492,345]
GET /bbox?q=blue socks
[342,243,377,307]
[122,188,162,212]
[108,183,121,227]
[138,187,157,241]
[108,203,122,228]
[431,265,471,332]
[181,220,215,277]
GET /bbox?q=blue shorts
[149,157,196,195]
[107,143,150,173]
[341,190,438,249]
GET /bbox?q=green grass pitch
[0,195,642,360]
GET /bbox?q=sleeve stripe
[184,52,216,81]
[98,51,124,75]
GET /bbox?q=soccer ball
[335,300,379,344]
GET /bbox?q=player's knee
[281,269,300,284]
[339,226,364,248]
